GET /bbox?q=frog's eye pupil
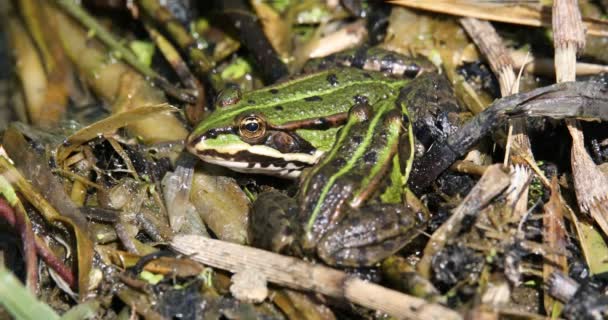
[238,114,267,142]
[245,121,259,132]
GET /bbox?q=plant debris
[1,1,608,319]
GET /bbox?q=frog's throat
[188,140,324,178]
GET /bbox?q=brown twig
[450,160,489,176]
[553,0,608,234]
[0,195,75,289]
[34,236,75,288]
[549,0,590,314]
[171,235,462,320]
[542,178,569,313]
[142,22,206,125]
[460,18,533,223]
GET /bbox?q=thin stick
[550,0,588,314]
[171,235,462,320]
[450,160,488,176]
[510,50,608,77]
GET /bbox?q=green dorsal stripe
[306,102,393,232]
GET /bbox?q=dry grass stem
[450,160,489,176]
[510,50,608,76]
[552,0,608,236]
[388,0,608,36]
[542,178,569,313]
[460,18,516,95]
[171,235,462,320]
[548,3,583,312]
[460,18,533,222]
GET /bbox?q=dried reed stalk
[553,0,608,235]
[172,235,462,320]
[460,18,533,222]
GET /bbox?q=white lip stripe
[195,142,324,165]
[193,139,325,177]
[201,157,303,178]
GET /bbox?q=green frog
[186,48,464,267]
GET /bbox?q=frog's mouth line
[189,145,324,178]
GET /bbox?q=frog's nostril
[186,133,205,149]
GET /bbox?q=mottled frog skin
[187,48,463,266]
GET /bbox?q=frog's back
[193,68,406,136]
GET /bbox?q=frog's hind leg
[303,47,436,78]
[317,204,427,267]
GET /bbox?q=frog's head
[186,87,324,178]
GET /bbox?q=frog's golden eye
[238,114,267,142]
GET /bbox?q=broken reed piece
[460,17,533,223]
[546,272,580,304]
[450,160,488,176]
[552,0,608,237]
[542,178,570,312]
[551,1,595,313]
[171,235,462,320]
[460,18,516,95]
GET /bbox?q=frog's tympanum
[187,48,464,267]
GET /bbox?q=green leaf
[576,220,608,275]
[0,173,19,206]
[60,301,100,320]
[0,268,60,320]
[139,270,163,285]
[221,58,252,80]
[129,40,155,67]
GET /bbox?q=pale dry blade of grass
[388,0,608,36]
[171,235,462,320]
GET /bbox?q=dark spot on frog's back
[363,151,377,163]
[326,73,339,86]
[353,95,368,105]
[362,72,372,79]
[274,105,284,111]
[269,89,279,94]
[304,96,322,102]
[333,158,346,167]
[248,99,256,104]
[352,135,363,144]
[352,46,369,69]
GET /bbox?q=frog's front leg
[299,101,426,267]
